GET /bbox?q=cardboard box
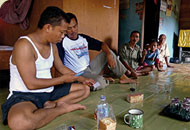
[99,117,116,130]
[127,93,144,103]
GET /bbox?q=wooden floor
[0,63,190,130]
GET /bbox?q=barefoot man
[1,6,95,130]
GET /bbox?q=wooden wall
[0,0,119,53]
[0,0,63,46]
[179,0,190,29]
[62,0,119,52]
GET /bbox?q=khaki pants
[82,50,127,91]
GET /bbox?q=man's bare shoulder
[13,37,35,54]
[12,37,35,63]
[14,38,32,49]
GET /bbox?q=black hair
[130,30,140,37]
[149,39,158,45]
[158,34,166,39]
[38,6,70,29]
[66,12,78,24]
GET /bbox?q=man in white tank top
[1,6,95,130]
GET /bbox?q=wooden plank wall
[0,0,119,53]
[62,0,119,52]
[0,0,63,46]
[179,0,190,29]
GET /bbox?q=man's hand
[107,54,116,69]
[61,74,77,83]
[77,76,95,86]
[131,70,138,79]
[142,49,147,57]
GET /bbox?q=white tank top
[8,36,54,99]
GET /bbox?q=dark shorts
[1,83,71,125]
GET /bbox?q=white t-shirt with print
[63,36,90,73]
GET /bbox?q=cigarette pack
[99,117,116,130]
[126,93,144,103]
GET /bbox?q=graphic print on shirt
[70,43,88,59]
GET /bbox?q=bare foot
[137,72,149,76]
[43,101,56,109]
[104,77,115,82]
[119,74,136,84]
[119,78,136,84]
[56,102,86,113]
[131,71,138,79]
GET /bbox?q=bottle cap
[100,95,106,101]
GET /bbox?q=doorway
[144,0,160,46]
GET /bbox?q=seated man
[157,34,174,68]
[1,6,95,130]
[119,31,152,77]
[57,13,136,91]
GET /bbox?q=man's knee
[76,84,90,97]
[101,49,117,60]
[8,112,34,130]
[83,85,90,97]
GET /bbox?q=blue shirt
[144,49,159,65]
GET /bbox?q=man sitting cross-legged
[57,12,136,91]
[119,31,152,78]
[1,6,95,130]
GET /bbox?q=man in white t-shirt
[57,13,136,91]
[158,34,174,68]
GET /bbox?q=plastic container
[96,95,116,130]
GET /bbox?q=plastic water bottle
[97,95,109,129]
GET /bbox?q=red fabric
[0,0,33,30]
[143,62,149,66]
[154,0,157,5]
[155,58,160,64]
[136,66,144,71]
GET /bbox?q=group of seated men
[57,13,173,88]
[1,6,173,130]
[119,31,173,77]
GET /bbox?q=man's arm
[53,44,75,75]
[13,39,79,90]
[119,46,137,78]
[119,57,138,79]
[164,44,173,68]
[81,34,116,69]
[53,44,95,86]
[101,42,116,69]
[165,57,174,68]
[13,39,93,90]
[140,49,146,65]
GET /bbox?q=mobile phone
[93,82,100,89]
[75,71,84,76]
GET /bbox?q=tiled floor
[0,63,190,130]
